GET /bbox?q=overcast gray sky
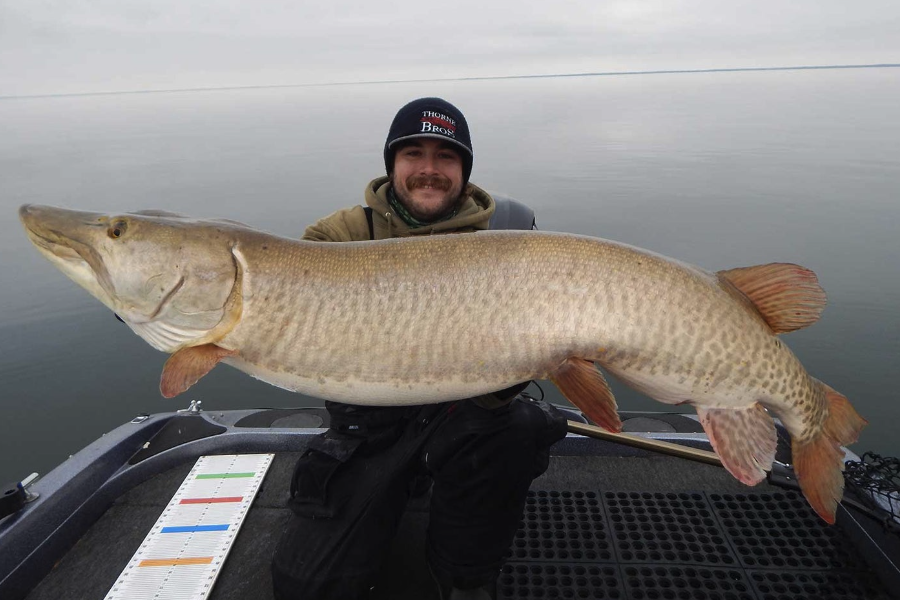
[1,0,898,96]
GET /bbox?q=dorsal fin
[131,209,186,218]
[717,263,826,334]
[210,218,252,228]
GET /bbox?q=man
[271,97,568,600]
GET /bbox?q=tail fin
[792,382,867,523]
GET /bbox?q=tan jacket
[302,176,496,242]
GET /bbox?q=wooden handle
[566,420,722,467]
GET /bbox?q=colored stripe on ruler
[161,524,230,533]
[180,496,243,504]
[139,557,214,567]
[195,472,255,479]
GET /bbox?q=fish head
[19,204,244,352]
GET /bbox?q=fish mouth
[20,204,102,260]
[23,225,84,262]
[20,204,117,308]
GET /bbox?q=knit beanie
[383,97,473,185]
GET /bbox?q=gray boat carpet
[25,453,893,600]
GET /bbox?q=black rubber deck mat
[604,492,739,568]
[747,570,893,600]
[511,490,616,563]
[708,492,868,571]
[621,565,755,600]
[500,489,893,600]
[499,563,625,599]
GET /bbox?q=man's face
[390,138,465,222]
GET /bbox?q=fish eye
[108,220,128,239]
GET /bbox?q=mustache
[406,175,452,191]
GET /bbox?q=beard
[391,173,465,222]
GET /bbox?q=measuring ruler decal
[105,453,274,600]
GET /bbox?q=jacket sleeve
[302,206,372,242]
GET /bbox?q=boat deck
[22,443,897,600]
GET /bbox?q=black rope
[523,381,545,402]
[844,452,900,534]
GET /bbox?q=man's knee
[426,397,567,479]
[511,397,568,438]
[484,397,568,457]
[508,397,569,476]
[452,395,567,438]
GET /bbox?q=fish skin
[18,204,866,522]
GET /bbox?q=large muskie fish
[19,204,865,523]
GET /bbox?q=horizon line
[2,63,898,100]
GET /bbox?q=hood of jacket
[364,176,495,239]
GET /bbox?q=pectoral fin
[160,344,238,398]
[550,358,622,432]
[696,404,777,486]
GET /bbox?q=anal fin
[160,344,238,398]
[550,358,622,433]
[696,404,777,486]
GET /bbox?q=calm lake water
[1,68,898,485]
